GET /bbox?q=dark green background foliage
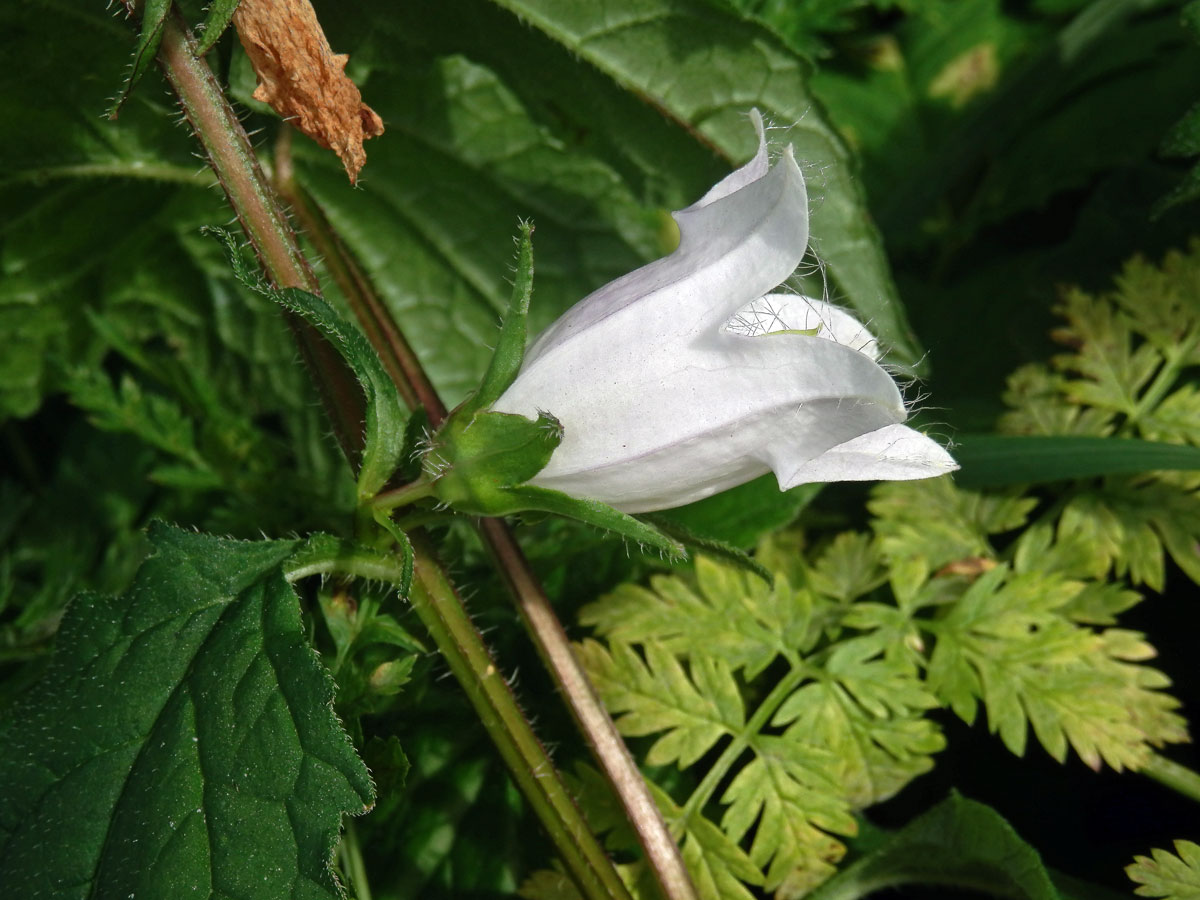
[4,0,1200,898]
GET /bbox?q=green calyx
[428,407,564,515]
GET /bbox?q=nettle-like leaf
[1129,840,1200,900]
[574,548,943,899]
[0,524,373,899]
[996,244,1200,587]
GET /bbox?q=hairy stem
[338,820,373,900]
[407,533,634,900]
[281,154,696,900]
[153,6,366,466]
[1141,752,1200,805]
[147,10,629,900]
[274,129,447,422]
[480,518,698,900]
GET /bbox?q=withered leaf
[234,0,383,183]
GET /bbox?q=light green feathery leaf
[995,244,1200,587]
[870,477,1038,574]
[924,563,1185,769]
[577,547,943,898]
[1128,840,1200,900]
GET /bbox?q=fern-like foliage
[1128,841,1200,899]
[567,546,942,900]
[999,243,1200,588]
[871,477,1186,771]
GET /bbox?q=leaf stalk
[1141,752,1200,805]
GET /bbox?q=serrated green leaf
[870,477,1037,571]
[807,532,888,604]
[1128,840,1200,900]
[196,0,242,55]
[579,543,949,896]
[953,435,1200,487]
[484,0,922,368]
[272,286,406,499]
[808,793,1062,900]
[577,639,741,768]
[0,523,373,899]
[580,558,811,679]
[108,0,171,118]
[719,740,854,894]
[680,809,763,900]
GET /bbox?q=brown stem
[274,129,447,421]
[479,518,698,900]
[155,6,365,466]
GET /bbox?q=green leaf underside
[0,523,373,900]
[953,435,1200,487]
[808,793,1060,900]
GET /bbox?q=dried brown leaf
[234,0,383,183]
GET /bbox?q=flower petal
[499,331,906,512]
[689,110,770,209]
[773,423,959,488]
[522,133,808,367]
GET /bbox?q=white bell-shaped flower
[493,112,957,513]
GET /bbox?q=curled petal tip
[777,424,959,490]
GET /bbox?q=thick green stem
[338,820,373,900]
[372,477,436,512]
[407,533,633,900]
[1141,752,1200,805]
[147,11,630,900]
